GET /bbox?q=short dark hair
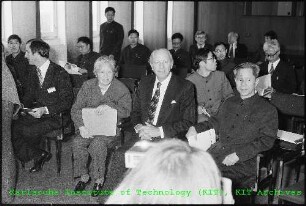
[26,39,50,58]
[8,34,22,44]
[105,7,115,14]
[194,48,214,70]
[264,30,278,40]
[128,29,139,37]
[77,36,92,49]
[171,33,183,41]
[214,42,227,50]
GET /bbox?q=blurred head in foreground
[106,139,223,204]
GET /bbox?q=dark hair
[77,36,92,49]
[26,39,50,58]
[105,7,115,14]
[194,48,214,70]
[171,33,184,41]
[128,29,139,37]
[8,34,22,44]
[264,30,278,40]
[213,42,227,50]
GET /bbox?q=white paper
[277,130,303,144]
[188,129,216,151]
[256,74,271,96]
[58,60,82,75]
[82,107,117,136]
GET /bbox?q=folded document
[188,129,216,151]
[277,130,303,144]
[82,107,117,136]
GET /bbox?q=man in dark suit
[186,62,278,203]
[131,48,196,140]
[12,39,73,173]
[169,33,191,78]
[189,31,212,72]
[259,39,297,94]
[99,7,124,62]
[227,32,248,65]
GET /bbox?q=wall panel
[172,1,194,51]
[143,1,167,50]
[66,1,90,62]
[11,1,36,51]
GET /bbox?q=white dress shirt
[151,72,172,138]
[37,59,50,114]
[268,58,280,73]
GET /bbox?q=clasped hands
[186,126,239,166]
[134,123,161,140]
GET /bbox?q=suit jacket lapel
[143,76,155,122]
[41,63,53,89]
[157,75,177,125]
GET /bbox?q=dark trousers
[12,114,60,163]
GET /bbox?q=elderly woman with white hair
[71,55,132,196]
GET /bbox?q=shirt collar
[154,72,172,87]
[38,59,50,77]
[269,58,280,68]
[197,44,205,49]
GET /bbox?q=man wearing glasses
[259,39,297,94]
[187,48,234,123]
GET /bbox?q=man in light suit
[131,48,196,140]
[12,39,73,173]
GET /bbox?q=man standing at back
[99,7,124,63]
[132,49,196,140]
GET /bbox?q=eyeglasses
[265,51,279,58]
[206,57,216,61]
[214,49,226,53]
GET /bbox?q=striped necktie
[36,67,43,86]
[269,64,275,74]
[147,82,162,124]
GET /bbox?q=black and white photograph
[2,1,304,204]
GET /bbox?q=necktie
[147,82,162,124]
[229,44,233,58]
[36,67,43,86]
[269,64,275,74]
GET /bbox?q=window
[92,1,108,37]
[167,1,173,49]
[134,1,144,44]
[40,1,58,39]
[1,1,13,44]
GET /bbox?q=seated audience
[214,42,237,89]
[71,56,132,196]
[186,62,278,203]
[106,139,234,204]
[12,39,74,173]
[252,30,278,65]
[187,48,233,122]
[132,48,196,141]
[69,37,101,89]
[5,34,34,100]
[189,31,213,72]
[259,39,297,94]
[119,29,151,76]
[169,33,191,78]
[2,44,21,204]
[227,32,248,64]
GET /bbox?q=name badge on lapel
[171,100,177,104]
[47,87,56,93]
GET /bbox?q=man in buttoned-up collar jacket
[186,62,278,203]
[131,49,196,140]
[259,39,297,94]
[12,39,73,173]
